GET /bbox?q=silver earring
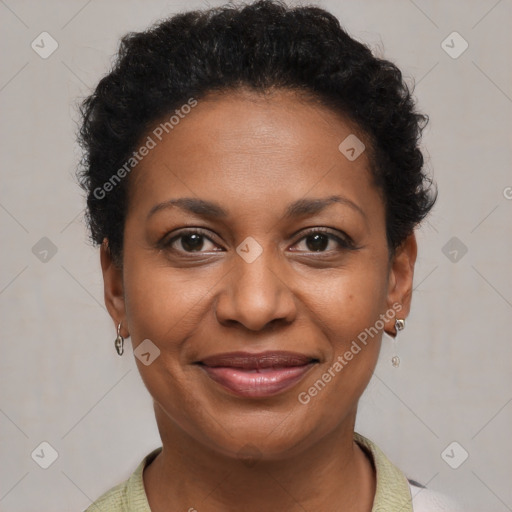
[391,318,405,368]
[395,318,405,333]
[114,323,124,356]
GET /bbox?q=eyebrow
[147,195,366,221]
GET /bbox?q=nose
[214,247,297,331]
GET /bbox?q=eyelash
[159,227,357,255]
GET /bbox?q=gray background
[0,0,511,510]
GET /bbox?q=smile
[195,351,319,399]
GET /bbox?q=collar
[125,432,413,511]
[354,432,413,511]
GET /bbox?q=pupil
[306,233,328,252]
[182,234,204,251]
[180,234,330,252]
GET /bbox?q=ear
[100,238,129,338]
[384,232,417,336]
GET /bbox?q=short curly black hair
[77,0,436,266]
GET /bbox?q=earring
[391,318,405,367]
[114,323,124,356]
[395,318,405,333]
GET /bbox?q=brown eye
[162,229,222,254]
[304,233,330,252]
[290,229,355,253]
[180,233,206,252]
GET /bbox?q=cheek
[121,251,218,435]
[123,253,217,346]
[298,262,388,403]
[302,259,389,345]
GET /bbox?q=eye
[290,228,355,253]
[161,229,222,254]
[159,227,356,256]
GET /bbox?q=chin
[195,407,327,462]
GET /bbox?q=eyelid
[289,227,356,250]
[160,227,222,250]
[159,226,357,254]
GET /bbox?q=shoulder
[409,481,464,512]
[83,447,162,512]
[83,480,129,511]
[354,432,463,512]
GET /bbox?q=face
[101,88,416,461]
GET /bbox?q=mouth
[195,351,319,398]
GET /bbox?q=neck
[144,404,376,512]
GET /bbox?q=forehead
[126,89,383,224]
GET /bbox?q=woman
[77,1,459,510]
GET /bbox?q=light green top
[84,432,413,512]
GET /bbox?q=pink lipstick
[196,351,318,398]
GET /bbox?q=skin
[100,88,417,511]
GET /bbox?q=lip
[196,351,319,398]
